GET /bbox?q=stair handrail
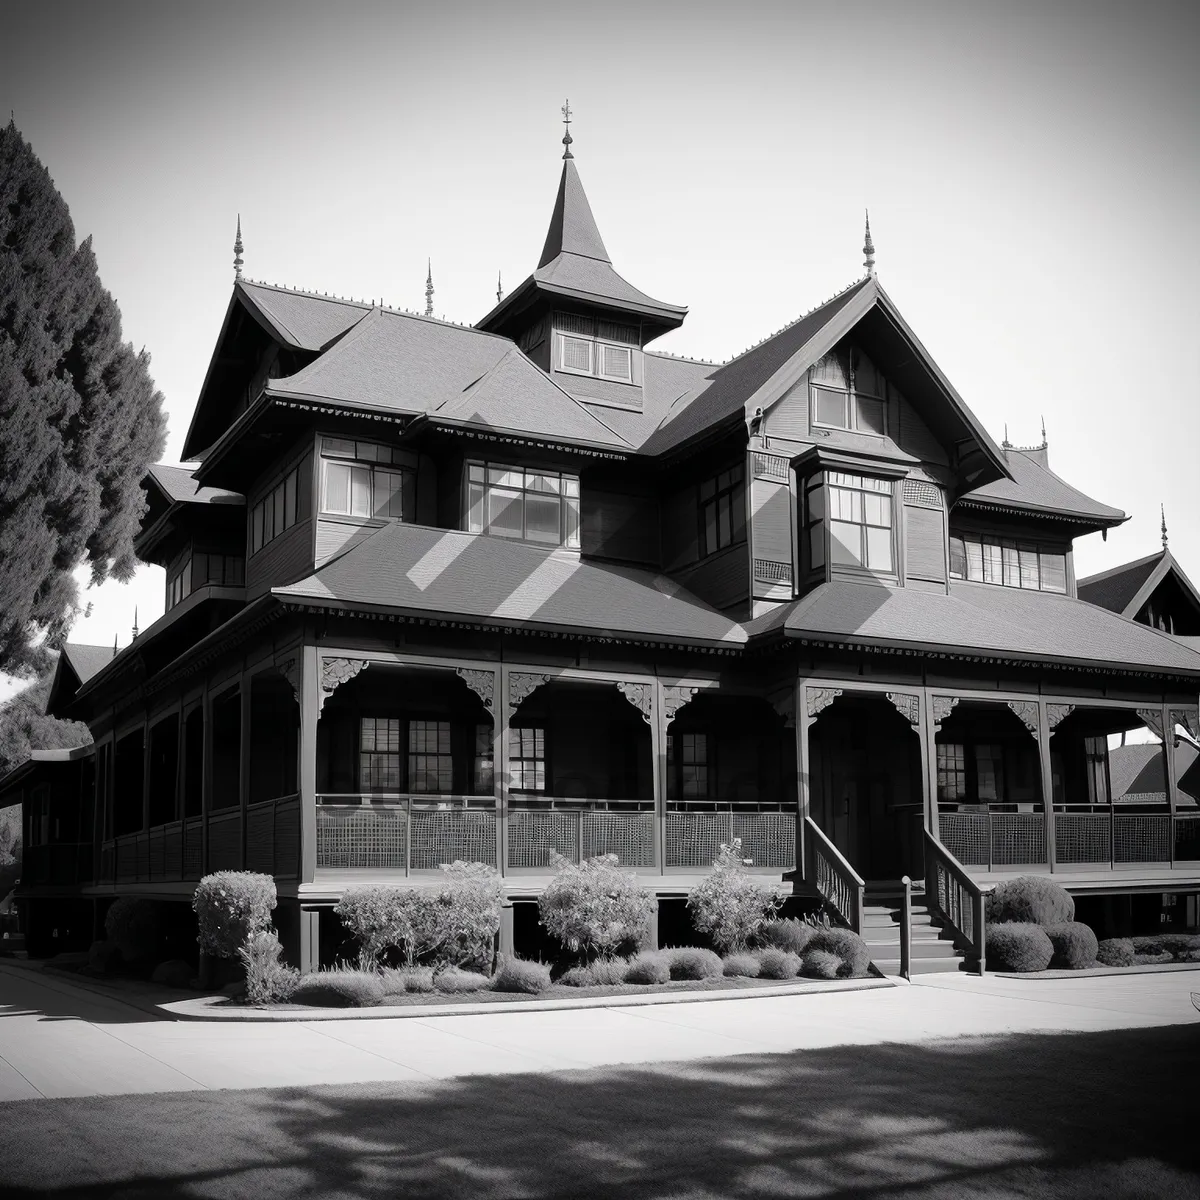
[804,816,865,933]
[923,830,987,975]
[899,875,912,981]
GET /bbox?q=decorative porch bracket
[1046,703,1074,730]
[930,695,958,731]
[318,657,369,714]
[616,681,654,724]
[276,656,300,704]
[1006,700,1039,736]
[1170,707,1199,740]
[663,684,700,726]
[806,687,842,718]
[886,692,921,726]
[456,668,496,712]
[509,671,551,709]
[1136,708,1166,741]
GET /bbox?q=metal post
[899,875,912,981]
[1036,700,1057,872]
[1163,702,1178,867]
[404,796,412,878]
[651,678,665,875]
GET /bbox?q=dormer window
[803,469,897,577]
[810,347,887,436]
[320,437,416,521]
[554,313,640,384]
[466,462,581,548]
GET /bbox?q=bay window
[699,465,745,557]
[320,437,415,521]
[466,462,581,548]
[828,472,894,572]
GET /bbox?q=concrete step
[866,939,959,959]
[872,957,965,976]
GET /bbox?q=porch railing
[21,843,91,887]
[508,800,655,869]
[803,816,864,933]
[924,830,987,974]
[247,795,301,879]
[666,806,795,871]
[938,806,1046,870]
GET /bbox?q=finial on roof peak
[863,210,875,276]
[497,270,503,304]
[1162,504,1169,550]
[131,607,139,641]
[233,215,244,281]
[425,259,434,318]
[1003,424,1011,449]
[112,633,118,658]
[1040,415,1047,449]
[561,99,573,160]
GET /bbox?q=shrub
[623,952,671,985]
[687,840,786,952]
[800,949,842,980]
[104,898,167,961]
[491,956,552,994]
[336,862,503,970]
[1138,933,1200,959]
[986,876,1074,927]
[560,958,629,987]
[1134,950,1173,966]
[985,921,1054,972]
[810,928,871,979]
[1096,938,1135,968]
[435,966,491,994]
[760,918,818,957]
[538,853,654,960]
[193,872,277,959]
[291,968,383,1008]
[722,952,761,978]
[238,931,299,1004]
[1044,921,1098,970]
[665,946,724,981]
[756,948,802,980]
[87,939,122,976]
[380,965,435,996]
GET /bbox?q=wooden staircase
[862,885,965,977]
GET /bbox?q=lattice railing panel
[148,830,166,880]
[135,834,150,881]
[183,819,203,879]
[246,804,275,875]
[507,811,578,868]
[207,814,242,871]
[990,813,1046,865]
[938,814,989,866]
[1114,814,1170,863]
[164,826,183,878]
[581,812,654,867]
[666,812,731,868]
[1175,815,1200,862]
[316,806,407,870]
[1055,813,1111,864]
[409,811,497,870]
[273,799,300,879]
[732,812,796,869]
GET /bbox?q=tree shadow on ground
[1,1024,1197,1199]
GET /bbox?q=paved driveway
[1,961,1197,1102]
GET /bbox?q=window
[166,553,246,609]
[828,472,894,572]
[810,346,888,435]
[667,733,709,798]
[473,724,494,794]
[321,438,415,521]
[251,465,301,553]
[554,313,640,384]
[466,463,581,548]
[408,720,452,794]
[937,743,967,802]
[360,718,401,793]
[949,535,1068,593]
[1085,735,1110,806]
[804,476,826,570]
[974,744,1004,802]
[509,727,546,791]
[167,560,192,610]
[700,465,745,557]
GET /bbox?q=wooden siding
[766,377,809,441]
[314,517,383,568]
[895,391,949,465]
[247,518,314,597]
[674,543,749,613]
[905,504,947,582]
[582,484,659,566]
[750,474,793,599]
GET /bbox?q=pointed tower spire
[496,271,503,304]
[561,99,573,160]
[1162,504,1169,550]
[233,215,244,281]
[131,607,139,641]
[863,210,876,276]
[1040,416,1047,449]
[424,260,434,317]
[112,633,118,658]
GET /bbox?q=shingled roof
[1077,548,1200,633]
[274,523,744,649]
[146,464,243,507]
[744,578,1200,676]
[238,281,370,351]
[1108,741,1200,806]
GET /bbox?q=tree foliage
[0,660,92,773]
[0,120,166,675]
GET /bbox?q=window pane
[863,492,890,527]
[1003,545,1021,587]
[374,469,403,519]
[966,540,984,581]
[488,466,523,488]
[853,349,884,398]
[1039,552,1067,593]
[855,394,885,435]
[323,437,355,458]
[563,476,579,498]
[830,487,859,522]
[718,495,732,547]
[830,520,862,565]
[1019,547,1040,589]
[811,350,849,389]
[975,744,1003,802]
[527,473,558,494]
[601,344,632,380]
[473,724,494,794]
[350,466,372,518]
[982,542,1003,584]
[806,483,825,522]
[949,536,966,578]
[467,482,485,532]
[703,501,718,557]
[814,387,849,428]
[525,493,561,543]
[564,496,581,548]
[808,524,825,568]
[325,462,351,514]
[865,525,893,571]
[937,743,967,801]
[487,488,523,538]
[561,336,592,372]
[468,463,485,483]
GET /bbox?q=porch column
[1034,700,1058,872]
[795,677,812,876]
[651,679,666,875]
[201,680,213,875]
[299,644,319,884]
[497,667,514,877]
[1163,702,1178,866]
[298,907,319,974]
[921,693,955,843]
[239,669,251,870]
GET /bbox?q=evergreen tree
[0,661,91,773]
[0,120,166,674]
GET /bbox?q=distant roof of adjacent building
[1108,740,1199,806]
[273,523,745,650]
[45,643,120,717]
[1078,548,1200,624]
[146,463,243,507]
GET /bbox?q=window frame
[509,725,547,793]
[666,731,711,800]
[319,438,414,523]
[554,325,640,386]
[948,533,1069,594]
[250,463,302,555]
[464,461,582,550]
[406,719,453,795]
[698,464,746,559]
[809,346,889,437]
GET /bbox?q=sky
[1,0,1198,697]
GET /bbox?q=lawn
[0,1024,1196,1198]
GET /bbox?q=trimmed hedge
[1044,922,1099,970]
[291,969,383,1009]
[434,966,491,993]
[665,947,723,981]
[722,952,761,978]
[759,918,818,957]
[810,928,871,979]
[985,921,1054,972]
[986,876,1074,927]
[1096,938,1135,968]
[624,952,671,985]
[492,957,552,994]
[800,949,842,980]
[538,853,654,959]
[756,948,801,980]
[193,872,277,959]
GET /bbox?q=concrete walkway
[0,960,1197,1102]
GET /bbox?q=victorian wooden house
[7,126,1200,971]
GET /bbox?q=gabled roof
[237,281,371,351]
[145,464,243,508]
[45,644,117,716]
[959,445,1125,529]
[274,523,744,649]
[1078,549,1200,623]
[744,578,1200,676]
[1108,741,1199,806]
[477,159,686,337]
